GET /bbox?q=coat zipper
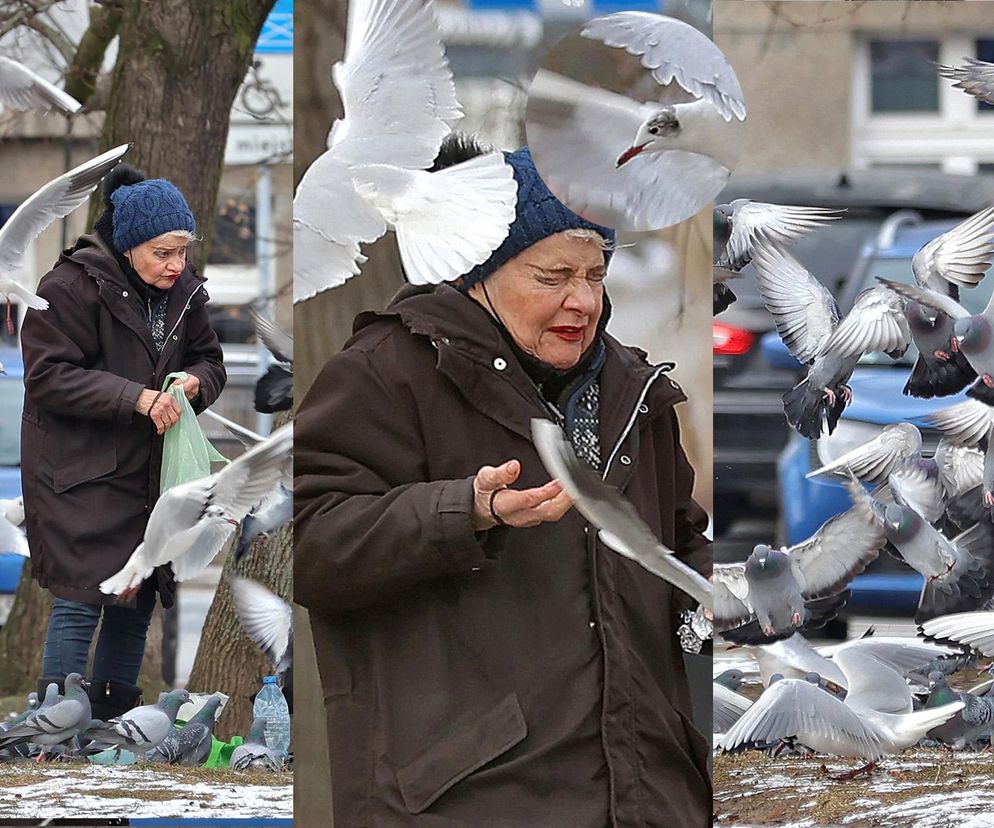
[600,365,668,480]
[162,285,200,347]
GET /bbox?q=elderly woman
[294,144,711,826]
[20,166,226,720]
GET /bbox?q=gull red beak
[616,144,645,167]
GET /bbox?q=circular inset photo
[525,12,746,233]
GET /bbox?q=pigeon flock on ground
[0,53,293,771]
[712,58,994,776]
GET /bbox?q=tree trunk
[96,0,276,261]
[0,561,51,695]
[186,409,291,742]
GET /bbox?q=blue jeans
[41,580,156,685]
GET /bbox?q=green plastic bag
[160,371,228,492]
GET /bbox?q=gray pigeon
[0,673,90,756]
[937,58,994,105]
[850,477,994,624]
[713,476,885,641]
[231,576,293,678]
[84,688,191,757]
[752,241,909,438]
[234,484,292,562]
[924,672,994,750]
[252,309,293,414]
[713,669,752,734]
[145,693,224,766]
[903,301,976,399]
[230,716,282,771]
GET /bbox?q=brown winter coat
[294,285,712,828]
[20,233,226,607]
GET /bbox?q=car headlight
[814,420,885,469]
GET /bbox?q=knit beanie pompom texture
[458,146,616,291]
[109,177,196,253]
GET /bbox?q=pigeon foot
[933,350,950,362]
[985,375,994,388]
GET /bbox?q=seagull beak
[616,144,646,167]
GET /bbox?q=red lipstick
[549,326,584,342]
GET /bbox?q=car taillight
[713,322,755,355]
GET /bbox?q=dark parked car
[714,168,994,544]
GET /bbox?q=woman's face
[125,233,190,289]
[470,232,606,370]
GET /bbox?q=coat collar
[353,285,686,449]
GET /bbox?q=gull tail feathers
[99,547,151,595]
[8,282,49,310]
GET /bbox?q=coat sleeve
[179,299,226,414]
[294,343,501,614]
[21,273,145,423]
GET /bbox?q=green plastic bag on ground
[159,371,228,492]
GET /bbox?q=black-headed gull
[293,0,517,301]
[0,56,81,117]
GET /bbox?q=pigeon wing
[250,309,293,364]
[231,577,293,673]
[721,201,843,272]
[937,58,994,106]
[920,611,994,656]
[822,286,911,359]
[712,563,753,632]
[911,204,994,291]
[806,422,921,483]
[926,399,994,447]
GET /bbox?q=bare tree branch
[63,2,122,108]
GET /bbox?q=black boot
[87,679,144,722]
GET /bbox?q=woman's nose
[563,278,598,314]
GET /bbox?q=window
[976,38,994,112]
[870,39,939,113]
[208,195,256,266]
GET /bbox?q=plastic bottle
[252,675,291,756]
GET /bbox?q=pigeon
[234,484,292,562]
[0,673,90,758]
[0,143,131,334]
[806,422,983,524]
[747,634,848,690]
[713,200,843,273]
[937,58,994,106]
[0,56,81,117]
[849,475,994,624]
[84,688,191,757]
[145,693,224,766]
[713,476,884,642]
[527,73,737,232]
[252,309,292,413]
[530,419,711,607]
[100,423,292,595]
[925,399,994,509]
[751,241,910,438]
[924,672,994,750]
[920,611,994,656]
[230,716,282,771]
[1,692,39,734]
[718,645,965,774]
[580,12,746,121]
[713,669,752,733]
[293,0,517,301]
[0,498,29,556]
[230,577,293,678]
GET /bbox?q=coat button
[619,455,632,466]
[589,621,596,629]
[122,291,129,298]
[638,404,649,414]
[172,335,178,340]
[493,357,507,371]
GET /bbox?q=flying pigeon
[100,423,292,595]
[234,484,292,562]
[0,144,131,334]
[751,241,910,438]
[0,673,90,759]
[84,688,191,757]
[714,476,884,641]
[230,716,283,771]
[0,56,81,117]
[145,693,224,766]
[293,0,517,301]
[937,58,994,106]
[231,576,293,678]
[530,419,711,607]
[252,309,292,413]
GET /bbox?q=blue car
[0,347,25,624]
[773,215,990,619]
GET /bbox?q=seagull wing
[877,278,969,321]
[531,419,711,607]
[749,240,840,364]
[0,144,130,275]
[525,70,729,231]
[712,563,753,632]
[210,423,293,521]
[580,12,745,121]
[0,56,81,116]
[328,0,460,168]
[911,204,994,291]
[920,611,994,656]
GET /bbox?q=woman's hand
[471,459,573,530]
[135,389,182,435]
[171,373,200,401]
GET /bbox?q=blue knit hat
[458,147,616,291]
[109,179,196,253]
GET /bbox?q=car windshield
[0,382,23,465]
[857,256,994,366]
